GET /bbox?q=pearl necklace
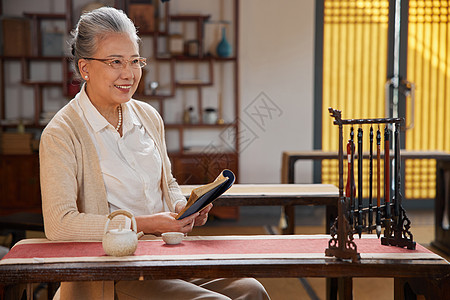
[115,105,122,131]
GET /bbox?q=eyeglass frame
[83,57,147,69]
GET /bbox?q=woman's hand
[175,201,186,214]
[135,211,199,236]
[175,202,212,227]
[194,203,212,226]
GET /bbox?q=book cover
[176,169,235,219]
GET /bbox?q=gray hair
[69,7,140,78]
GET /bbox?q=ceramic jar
[203,108,218,124]
[216,27,232,58]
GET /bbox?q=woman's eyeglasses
[84,57,147,69]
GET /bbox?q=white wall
[3,0,316,184]
[239,0,315,183]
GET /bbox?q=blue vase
[216,27,232,58]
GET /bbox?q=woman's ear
[78,59,89,80]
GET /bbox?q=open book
[176,169,235,220]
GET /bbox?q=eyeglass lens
[110,58,146,69]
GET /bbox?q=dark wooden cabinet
[170,152,238,185]
[0,152,238,217]
[170,152,239,219]
[0,154,41,215]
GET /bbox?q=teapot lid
[107,229,133,235]
[104,209,138,235]
[106,224,133,235]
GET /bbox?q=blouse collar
[77,84,141,133]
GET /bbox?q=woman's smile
[114,84,133,92]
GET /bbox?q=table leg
[395,277,450,300]
[288,157,296,184]
[338,277,352,300]
[432,160,450,256]
[47,282,60,300]
[282,206,295,235]
[326,278,338,300]
[394,278,414,300]
[325,203,338,300]
[26,283,33,300]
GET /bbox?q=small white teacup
[161,232,184,245]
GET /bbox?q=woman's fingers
[199,203,213,215]
[178,212,198,231]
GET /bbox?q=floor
[1,207,446,300]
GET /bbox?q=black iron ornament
[368,126,374,234]
[357,127,363,238]
[376,126,382,237]
[325,108,416,262]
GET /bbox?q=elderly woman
[39,6,269,300]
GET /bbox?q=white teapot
[102,209,144,256]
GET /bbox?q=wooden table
[0,184,338,239]
[281,150,450,255]
[1,236,448,300]
[2,257,448,299]
[181,184,339,234]
[281,150,450,184]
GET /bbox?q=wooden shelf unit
[0,0,240,218]
[0,0,74,215]
[0,0,74,128]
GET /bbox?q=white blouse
[73,87,168,217]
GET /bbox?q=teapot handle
[104,209,138,234]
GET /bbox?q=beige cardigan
[40,94,186,299]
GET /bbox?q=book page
[188,176,228,203]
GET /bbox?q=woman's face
[81,32,142,107]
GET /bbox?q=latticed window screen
[321,0,450,200]
[405,0,449,199]
[321,0,389,199]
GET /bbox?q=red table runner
[0,235,439,265]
